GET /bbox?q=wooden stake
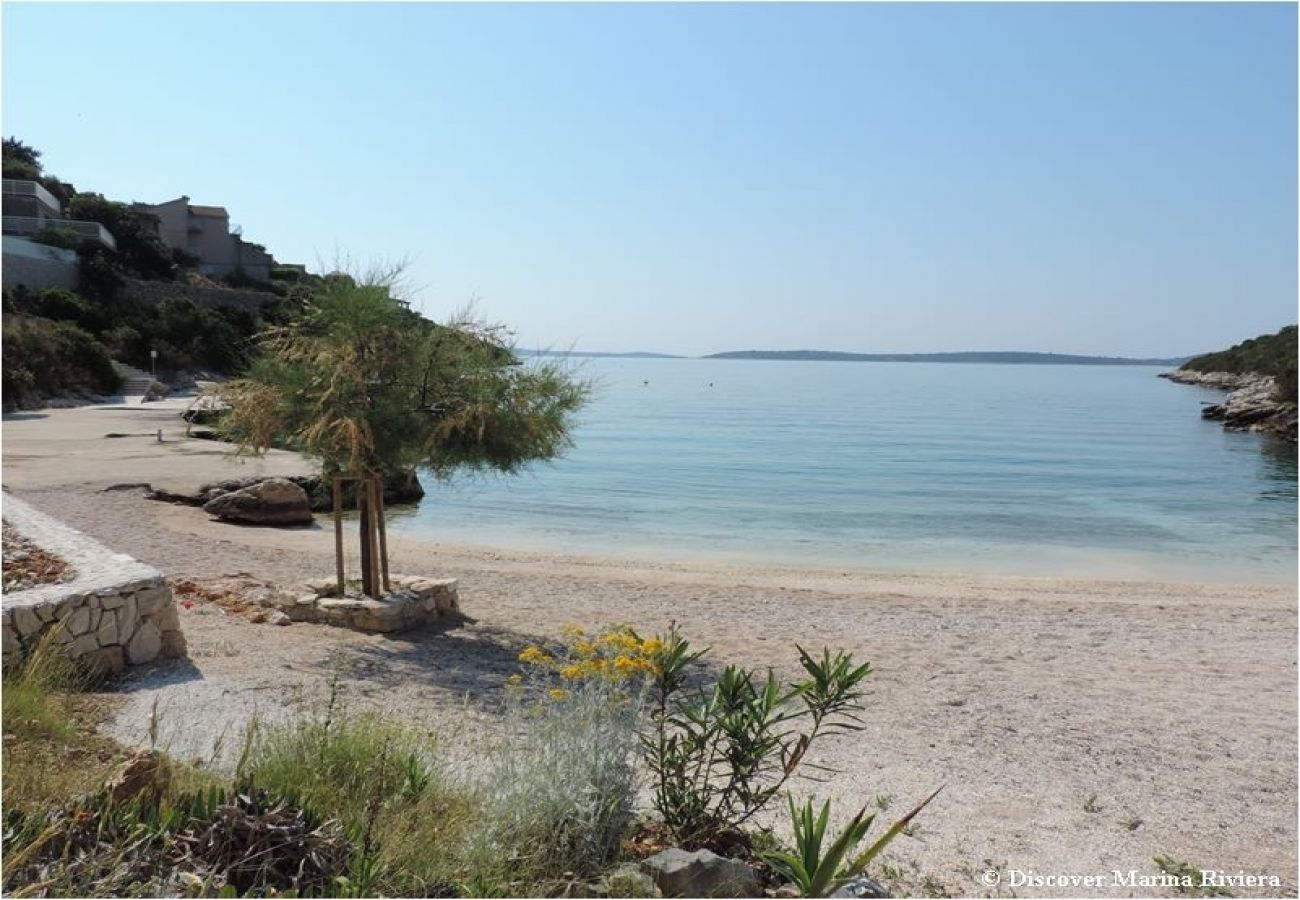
[358,476,374,599]
[375,474,391,593]
[332,474,344,596]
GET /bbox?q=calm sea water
[385,359,1297,583]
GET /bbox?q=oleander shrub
[643,628,874,848]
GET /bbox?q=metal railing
[2,179,61,214]
[1,215,117,250]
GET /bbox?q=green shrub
[645,633,873,848]
[1183,325,1297,402]
[2,318,121,409]
[30,227,85,252]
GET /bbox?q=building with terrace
[1,179,117,250]
[131,196,275,280]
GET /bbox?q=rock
[160,629,187,658]
[152,604,181,632]
[203,478,314,526]
[12,605,42,638]
[268,611,292,626]
[96,616,118,647]
[141,381,170,402]
[68,633,99,659]
[829,876,891,898]
[772,885,802,898]
[1161,370,1297,442]
[593,864,663,898]
[86,645,125,676]
[125,621,162,664]
[299,470,425,512]
[105,751,169,805]
[1,625,19,654]
[63,605,93,637]
[135,585,169,617]
[642,849,762,898]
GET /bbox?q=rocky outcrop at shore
[202,477,314,526]
[145,471,426,515]
[1159,370,1298,441]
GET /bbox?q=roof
[187,204,228,218]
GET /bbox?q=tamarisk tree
[221,272,588,598]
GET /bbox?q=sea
[384,358,1298,583]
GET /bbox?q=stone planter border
[2,494,186,674]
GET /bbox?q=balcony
[2,179,61,216]
[1,215,117,251]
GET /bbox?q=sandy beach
[3,401,1296,897]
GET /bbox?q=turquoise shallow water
[386,359,1298,583]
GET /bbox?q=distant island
[704,350,1190,366]
[517,350,685,359]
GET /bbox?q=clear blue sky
[3,2,1295,357]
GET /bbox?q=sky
[2,2,1296,358]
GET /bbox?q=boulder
[141,381,170,403]
[203,478,314,526]
[642,848,762,898]
[830,876,891,898]
[300,470,425,512]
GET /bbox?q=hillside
[705,350,1188,366]
[1179,325,1297,401]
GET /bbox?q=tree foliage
[2,318,122,410]
[64,193,177,281]
[220,271,590,595]
[221,274,590,479]
[1183,325,1297,402]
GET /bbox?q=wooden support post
[358,476,375,599]
[332,474,345,596]
[375,474,391,593]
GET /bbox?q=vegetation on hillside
[0,138,320,406]
[1181,325,1297,402]
[1,316,122,408]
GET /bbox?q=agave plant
[761,788,942,898]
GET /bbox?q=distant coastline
[520,348,1191,366]
[704,350,1189,366]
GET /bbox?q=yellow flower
[506,674,523,686]
[518,646,553,666]
[559,664,585,680]
[547,688,570,701]
[561,624,586,639]
[641,638,665,656]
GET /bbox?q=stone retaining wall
[1,495,186,674]
[121,277,279,314]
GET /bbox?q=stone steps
[111,361,156,396]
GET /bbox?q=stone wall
[120,278,278,314]
[1,495,186,675]
[2,236,79,291]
